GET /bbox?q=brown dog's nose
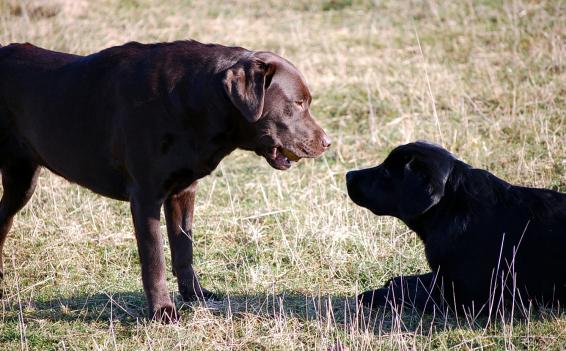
[321,133,332,149]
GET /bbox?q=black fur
[346,141,566,315]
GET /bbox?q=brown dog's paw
[179,284,219,302]
[150,303,179,323]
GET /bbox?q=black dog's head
[346,142,456,222]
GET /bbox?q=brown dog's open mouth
[265,147,301,170]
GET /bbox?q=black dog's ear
[223,58,273,123]
[399,156,451,220]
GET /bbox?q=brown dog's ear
[223,58,273,123]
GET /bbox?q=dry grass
[0,0,565,350]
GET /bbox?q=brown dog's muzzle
[294,127,331,159]
[297,115,331,156]
[267,116,331,170]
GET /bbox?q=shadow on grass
[199,292,494,334]
[1,291,148,325]
[2,289,542,334]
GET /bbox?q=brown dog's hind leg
[0,160,40,296]
[164,182,216,302]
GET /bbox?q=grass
[0,0,565,349]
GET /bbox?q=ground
[0,0,565,350]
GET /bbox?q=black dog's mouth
[346,179,362,206]
[346,172,370,209]
[264,146,301,170]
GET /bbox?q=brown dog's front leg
[164,182,215,302]
[130,193,177,322]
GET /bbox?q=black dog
[346,141,566,315]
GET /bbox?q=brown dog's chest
[160,137,237,198]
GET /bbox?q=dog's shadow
[1,290,504,334]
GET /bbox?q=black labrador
[346,141,566,315]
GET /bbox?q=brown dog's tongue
[282,148,300,162]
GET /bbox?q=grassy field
[1,0,565,349]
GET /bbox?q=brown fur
[0,40,330,322]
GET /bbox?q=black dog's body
[347,142,566,313]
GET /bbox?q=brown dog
[0,40,330,321]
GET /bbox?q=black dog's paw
[357,288,389,309]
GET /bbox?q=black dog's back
[442,166,566,306]
[507,184,566,302]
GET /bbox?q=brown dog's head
[223,51,330,170]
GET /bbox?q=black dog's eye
[382,167,391,178]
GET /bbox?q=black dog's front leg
[164,182,216,302]
[130,192,178,322]
[358,272,442,312]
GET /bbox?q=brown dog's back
[0,43,130,197]
[0,43,82,128]
[0,43,80,94]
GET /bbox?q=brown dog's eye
[295,100,305,109]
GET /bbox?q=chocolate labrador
[346,142,565,315]
[0,40,330,321]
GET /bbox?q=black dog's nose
[346,171,354,184]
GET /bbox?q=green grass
[1,0,565,349]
